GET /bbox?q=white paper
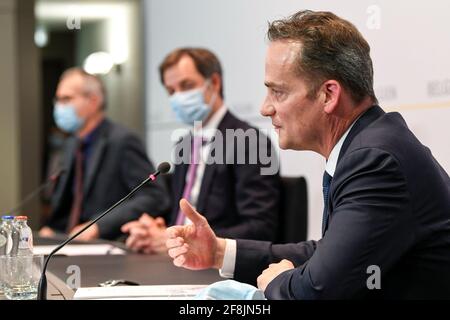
[33,244,126,256]
[73,284,207,300]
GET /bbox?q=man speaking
[165,10,450,299]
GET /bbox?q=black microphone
[36,162,171,300]
[7,168,66,215]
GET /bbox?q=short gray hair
[60,67,107,109]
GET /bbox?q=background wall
[143,0,450,240]
[36,0,146,140]
[0,0,42,228]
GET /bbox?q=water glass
[0,255,44,300]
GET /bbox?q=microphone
[7,168,66,215]
[36,162,171,300]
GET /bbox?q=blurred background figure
[121,48,280,254]
[0,0,448,244]
[0,0,146,233]
[39,68,170,240]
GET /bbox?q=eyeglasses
[53,92,89,105]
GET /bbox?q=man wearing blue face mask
[40,68,170,241]
[169,78,217,126]
[121,48,280,254]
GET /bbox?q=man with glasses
[39,68,170,241]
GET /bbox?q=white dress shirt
[180,105,227,225]
[219,119,357,278]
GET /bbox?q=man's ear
[88,93,103,112]
[210,73,222,96]
[321,80,341,114]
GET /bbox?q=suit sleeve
[234,239,319,285]
[213,133,280,241]
[264,148,415,299]
[96,134,171,239]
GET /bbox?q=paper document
[74,285,208,300]
[33,244,126,256]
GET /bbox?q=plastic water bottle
[13,216,33,256]
[0,216,15,295]
[0,216,14,256]
[6,216,36,299]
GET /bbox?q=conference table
[35,236,223,300]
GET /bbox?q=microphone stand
[8,169,65,215]
[37,167,166,300]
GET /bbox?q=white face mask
[169,81,217,126]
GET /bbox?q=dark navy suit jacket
[46,119,171,239]
[169,111,280,241]
[234,106,450,299]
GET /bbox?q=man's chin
[277,138,289,150]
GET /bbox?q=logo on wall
[366,5,381,30]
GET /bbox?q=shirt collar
[193,104,227,140]
[325,120,357,177]
[81,118,105,147]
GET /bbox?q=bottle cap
[1,215,14,220]
[15,216,28,220]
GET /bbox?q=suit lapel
[338,105,385,162]
[174,163,189,201]
[323,105,385,235]
[52,137,77,210]
[195,111,235,212]
[194,134,218,213]
[169,135,190,225]
[195,161,216,213]
[83,123,108,196]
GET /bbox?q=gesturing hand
[166,199,226,270]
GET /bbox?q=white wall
[144,0,450,240]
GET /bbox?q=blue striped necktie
[322,171,333,236]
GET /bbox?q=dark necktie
[322,171,332,236]
[67,142,84,232]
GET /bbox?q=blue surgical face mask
[169,82,216,126]
[53,103,84,134]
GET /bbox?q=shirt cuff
[218,239,237,278]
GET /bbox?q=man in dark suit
[121,48,280,254]
[40,68,170,240]
[165,11,450,299]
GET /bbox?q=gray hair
[60,67,107,109]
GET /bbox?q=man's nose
[260,98,275,117]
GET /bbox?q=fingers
[155,217,166,228]
[256,274,263,290]
[139,213,156,226]
[179,199,205,225]
[69,225,82,237]
[121,220,143,233]
[173,255,186,267]
[125,233,139,249]
[280,259,294,267]
[39,227,55,238]
[166,226,185,239]
[128,226,148,237]
[168,243,189,260]
[166,236,185,249]
[126,234,153,252]
[122,213,158,233]
[268,259,294,268]
[126,228,149,249]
